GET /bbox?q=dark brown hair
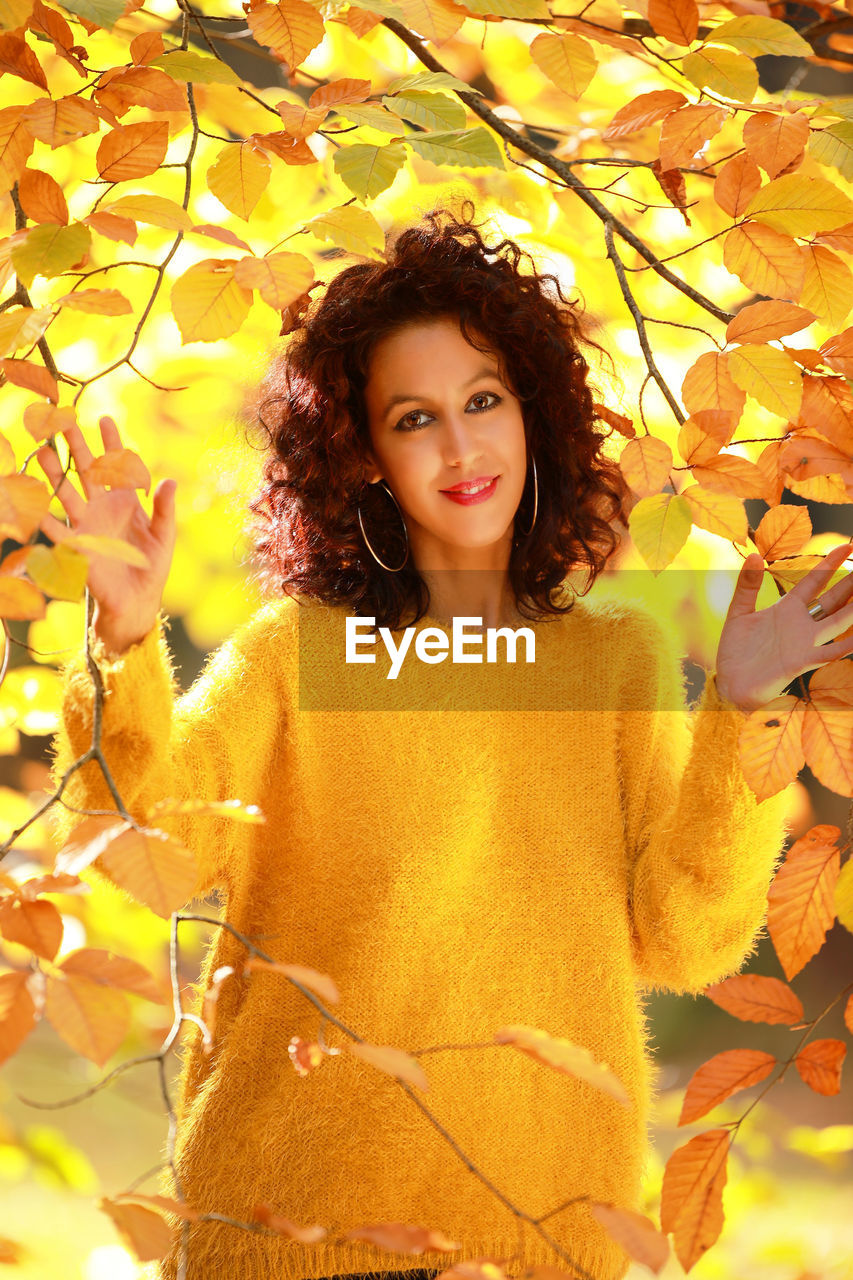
[247,200,631,631]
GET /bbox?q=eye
[394,391,502,432]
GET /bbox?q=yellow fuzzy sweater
[50,587,794,1280]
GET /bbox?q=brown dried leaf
[678,1049,776,1125]
[660,1129,729,1272]
[703,972,803,1024]
[794,1038,846,1095]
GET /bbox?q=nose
[440,411,484,469]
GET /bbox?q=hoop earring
[357,481,410,573]
[516,456,538,537]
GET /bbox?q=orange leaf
[648,0,698,45]
[348,1041,430,1092]
[703,972,803,1024]
[96,120,168,182]
[100,1199,173,1262]
[690,454,766,500]
[0,575,45,621]
[602,89,686,140]
[682,351,745,420]
[130,31,164,63]
[0,895,63,960]
[82,447,151,493]
[0,1237,25,1263]
[95,66,187,117]
[98,825,199,918]
[188,223,251,252]
[18,166,68,224]
[113,1193,199,1222]
[60,947,165,1003]
[819,326,853,377]
[84,211,138,246]
[659,104,727,170]
[679,1049,776,1125]
[45,967,130,1066]
[767,837,840,979]
[726,301,815,346]
[753,503,811,559]
[251,1203,328,1242]
[794,1038,846,1095]
[723,221,806,300]
[743,110,810,179]
[800,244,853,330]
[493,1023,629,1105]
[0,970,37,1065]
[815,220,853,254]
[0,104,34,193]
[245,0,325,69]
[589,1203,669,1274]
[22,401,77,441]
[0,472,51,540]
[0,357,58,402]
[660,1129,729,1272]
[682,485,747,544]
[802,690,853,796]
[619,435,673,498]
[342,1222,461,1254]
[308,77,371,109]
[232,251,315,310]
[21,95,100,149]
[0,32,48,90]
[56,288,133,316]
[714,154,761,219]
[736,695,805,801]
[844,994,853,1035]
[244,957,340,1005]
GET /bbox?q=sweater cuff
[63,613,176,735]
[695,668,752,719]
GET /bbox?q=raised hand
[35,417,177,655]
[715,542,853,713]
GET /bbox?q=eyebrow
[381,365,503,422]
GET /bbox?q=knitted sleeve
[617,606,794,996]
[48,602,287,904]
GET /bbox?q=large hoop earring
[516,456,538,538]
[357,481,410,573]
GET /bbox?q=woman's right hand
[35,417,177,655]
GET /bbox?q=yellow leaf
[0,473,50,540]
[0,432,13,475]
[206,141,271,220]
[407,127,505,171]
[836,858,853,934]
[63,533,150,568]
[628,492,692,573]
[0,305,53,357]
[709,15,811,57]
[231,251,313,311]
[23,402,77,441]
[26,543,88,601]
[619,435,673,497]
[98,824,199,917]
[723,222,805,299]
[744,174,853,238]
[148,48,240,84]
[171,259,253,343]
[802,690,853,796]
[682,47,757,102]
[10,223,90,289]
[0,104,33,192]
[332,141,406,201]
[305,205,385,259]
[810,122,853,182]
[682,351,745,419]
[529,32,597,100]
[349,1040,430,1091]
[737,696,805,801]
[682,485,748,543]
[800,245,853,329]
[727,344,802,419]
[102,193,192,230]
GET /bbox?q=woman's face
[362,317,529,570]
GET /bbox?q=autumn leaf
[619,435,672,497]
[206,141,271,220]
[171,259,253,343]
[727,344,802,420]
[245,0,326,69]
[494,1023,630,1105]
[100,1199,173,1262]
[18,166,69,224]
[722,221,806,300]
[794,1039,846,1096]
[659,104,726,170]
[736,695,805,801]
[96,120,169,182]
[0,574,45,621]
[243,957,340,1005]
[0,971,37,1065]
[589,1203,669,1274]
[744,174,853,238]
[252,1203,327,1242]
[703,973,803,1024]
[56,288,133,316]
[766,836,840,979]
[725,301,815,346]
[743,111,810,179]
[0,894,64,960]
[0,356,59,401]
[801,682,853,796]
[348,1041,430,1091]
[45,963,130,1066]
[529,32,597,99]
[678,1049,776,1125]
[682,351,745,419]
[648,0,698,46]
[602,90,686,140]
[0,473,51,541]
[342,1222,461,1253]
[81,447,151,493]
[714,154,762,218]
[660,1129,729,1272]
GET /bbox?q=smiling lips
[440,476,499,505]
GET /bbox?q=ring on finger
[807,599,828,621]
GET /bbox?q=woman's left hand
[715,541,853,713]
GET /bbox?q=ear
[362,450,383,486]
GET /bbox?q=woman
[44,204,853,1280]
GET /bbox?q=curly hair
[247,200,632,632]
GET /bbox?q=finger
[810,594,853,647]
[789,541,853,603]
[99,416,122,451]
[62,425,98,499]
[35,445,87,523]
[807,565,853,620]
[39,510,74,544]
[151,478,177,542]
[724,553,764,621]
